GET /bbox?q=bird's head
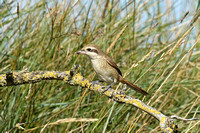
[77,45,103,59]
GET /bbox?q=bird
[77,44,149,95]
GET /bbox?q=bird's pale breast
[91,58,119,83]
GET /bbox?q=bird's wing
[104,55,122,76]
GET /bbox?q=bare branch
[170,115,199,121]
[0,65,199,133]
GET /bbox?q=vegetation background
[0,0,199,132]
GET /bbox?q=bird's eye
[87,48,92,51]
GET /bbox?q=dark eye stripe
[91,49,98,54]
[87,48,92,51]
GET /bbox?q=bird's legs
[91,80,101,85]
[120,84,127,95]
[102,82,116,93]
[91,80,105,86]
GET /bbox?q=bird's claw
[102,85,112,93]
[91,81,101,85]
[120,84,127,94]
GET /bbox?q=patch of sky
[0,0,199,51]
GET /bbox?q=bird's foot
[102,82,116,93]
[102,84,112,93]
[91,81,102,85]
[120,84,127,95]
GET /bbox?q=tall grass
[0,0,199,132]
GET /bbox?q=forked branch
[0,65,198,133]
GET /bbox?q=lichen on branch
[0,65,198,133]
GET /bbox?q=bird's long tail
[119,77,149,95]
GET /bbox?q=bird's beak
[77,49,86,55]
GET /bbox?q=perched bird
[77,44,149,95]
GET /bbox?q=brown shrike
[77,44,149,95]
